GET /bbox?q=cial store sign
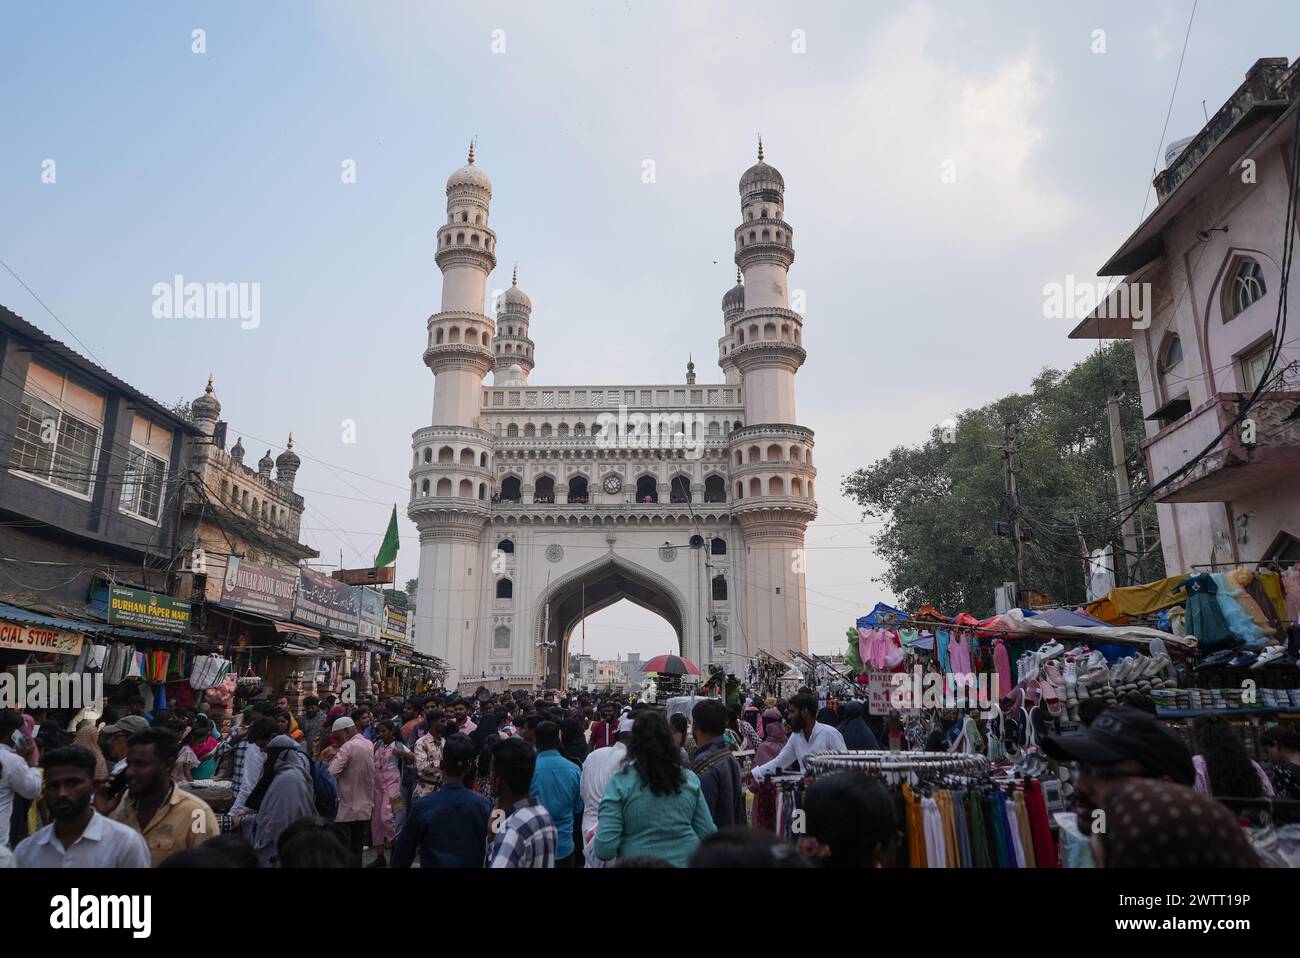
[0,619,84,656]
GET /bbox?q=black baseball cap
[1042,706,1195,786]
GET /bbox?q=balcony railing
[1142,391,1300,503]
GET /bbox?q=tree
[167,398,195,423]
[841,342,1163,616]
[405,578,418,595]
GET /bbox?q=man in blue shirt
[529,721,583,866]
[391,735,491,868]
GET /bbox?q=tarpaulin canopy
[1084,575,1187,623]
[984,607,1195,651]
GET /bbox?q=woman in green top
[594,710,717,867]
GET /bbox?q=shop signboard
[358,587,384,640]
[381,604,408,643]
[866,672,909,716]
[108,585,191,633]
[292,566,360,638]
[0,619,84,656]
[218,557,298,619]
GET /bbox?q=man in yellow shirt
[99,727,219,866]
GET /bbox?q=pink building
[1071,57,1300,573]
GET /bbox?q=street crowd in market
[2,674,1296,868]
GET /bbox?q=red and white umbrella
[642,654,701,676]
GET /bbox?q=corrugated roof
[0,305,201,435]
[0,601,200,644]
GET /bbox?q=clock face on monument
[603,475,623,495]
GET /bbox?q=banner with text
[108,585,191,634]
[218,556,298,619]
[292,566,360,638]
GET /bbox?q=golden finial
[468,138,476,164]
[757,134,764,162]
[286,433,294,450]
[512,264,518,286]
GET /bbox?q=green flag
[374,505,399,568]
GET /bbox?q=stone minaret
[189,374,221,471]
[727,137,817,656]
[275,434,300,491]
[493,265,535,384]
[718,268,745,385]
[408,144,498,675]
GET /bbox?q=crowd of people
[2,678,1297,869]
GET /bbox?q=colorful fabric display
[1175,575,1236,651]
[1210,573,1269,648]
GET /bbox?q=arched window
[423,448,432,464]
[456,232,465,243]
[761,229,770,241]
[736,482,744,500]
[482,332,490,346]
[470,234,480,246]
[449,327,461,343]
[420,479,430,495]
[479,483,486,500]
[704,475,726,503]
[435,328,444,344]
[497,538,515,554]
[436,477,452,496]
[459,479,473,497]
[480,452,489,467]
[635,475,658,503]
[540,423,552,438]
[790,446,801,462]
[460,448,475,465]
[766,444,782,461]
[1229,258,1266,318]
[749,477,761,497]
[568,475,589,503]
[768,476,785,495]
[708,422,720,438]
[737,329,745,345]
[574,423,585,437]
[557,423,569,438]
[534,475,555,503]
[461,212,468,223]
[500,476,522,502]
[439,446,454,463]
[711,575,728,601]
[1159,334,1183,375]
[763,322,777,338]
[669,475,691,503]
[524,424,536,438]
[791,478,803,496]
[735,451,743,466]
[475,214,482,225]
[411,482,417,498]
[748,445,761,462]
[591,423,602,437]
[506,423,519,438]
[711,536,727,555]
[496,578,513,599]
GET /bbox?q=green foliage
[841,342,1163,616]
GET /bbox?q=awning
[273,621,321,641]
[0,601,200,649]
[277,641,325,658]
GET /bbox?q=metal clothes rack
[803,750,989,779]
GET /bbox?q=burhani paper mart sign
[0,619,84,656]
[108,585,191,633]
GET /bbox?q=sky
[3,1,1296,663]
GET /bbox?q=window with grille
[1229,258,1266,318]
[10,392,102,497]
[120,446,167,521]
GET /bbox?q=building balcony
[1142,391,1300,503]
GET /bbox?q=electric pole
[1003,422,1026,605]
[1106,391,1141,585]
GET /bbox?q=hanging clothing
[1024,780,1058,868]
[993,640,1013,697]
[1210,573,1270,647]
[1013,791,1036,868]
[1239,569,1285,637]
[1175,574,1237,651]
[1282,567,1300,625]
[1258,571,1290,625]
[935,629,952,673]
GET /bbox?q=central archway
[533,553,687,689]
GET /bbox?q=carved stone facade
[409,143,817,686]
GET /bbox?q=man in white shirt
[0,710,42,848]
[745,692,847,782]
[578,715,633,867]
[16,746,149,868]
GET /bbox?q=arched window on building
[459,479,473,497]
[635,475,658,503]
[736,482,744,500]
[711,536,727,555]
[1228,257,1266,318]
[496,578,513,599]
[524,423,536,438]
[436,478,452,496]
[669,475,691,503]
[711,575,728,601]
[540,423,552,438]
[704,475,726,503]
[480,452,489,467]
[507,423,519,438]
[568,475,589,503]
[768,476,785,495]
[439,446,454,463]
[497,538,515,554]
[534,476,555,503]
[748,478,761,497]
[500,476,522,503]
[420,479,430,495]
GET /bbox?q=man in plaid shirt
[488,738,556,868]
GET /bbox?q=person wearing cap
[101,714,151,779]
[327,715,376,867]
[578,714,634,867]
[1041,706,1196,823]
[1094,779,1259,868]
